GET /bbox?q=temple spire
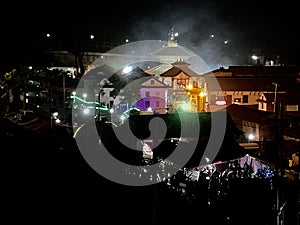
[168,27,178,47]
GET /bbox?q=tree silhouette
[109,67,152,107]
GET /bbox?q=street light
[51,111,59,128]
[251,55,258,60]
[71,91,76,107]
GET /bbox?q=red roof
[225,104,274,123]
[202,65,299,77]
[205,77,296,91]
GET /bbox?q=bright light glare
[180,103,190,111]
[122,66,132,74]
[199,91,206,97]
[83,108,90,115]
[252,55,258,60]
[248,133,255,140]
[120,115,126,122]
[215,100,226,105]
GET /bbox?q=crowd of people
[124,155,283,224]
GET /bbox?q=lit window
[234,98,241,103]
[216,95,226,105]
[177,78,186,87]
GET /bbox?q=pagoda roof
[160,59,200,77]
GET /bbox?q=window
[145,91,150,97]
[226,95,232,104]
[242,95,248,103]
[145,101,150,108]
[156,101,159,107]
[150,80,154,85]
[215,95,226,105]
[176,78,186,87]
[210,95,216,105]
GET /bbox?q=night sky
[1,0,299,70]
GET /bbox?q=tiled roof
[227,65,298,77]
[202,65,299,77]
[205,77,296,91]
[160,67,183,77]
[84,64,117,79]
[172,60,200,77]
[226,104,274,124]
[226,103,300,123]
[145,64,173,76]
[151,44,195,57]
[160,60,200,77]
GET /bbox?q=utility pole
[272,82,287,225]
[272,82,278,113]
[275,99,286,225]
[63,75,66,122]
[274,100,281,225]
[50,84,53,129]
[63,76,66,107]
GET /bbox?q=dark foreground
[1,116,299,224]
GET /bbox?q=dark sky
[1,0,299,70]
